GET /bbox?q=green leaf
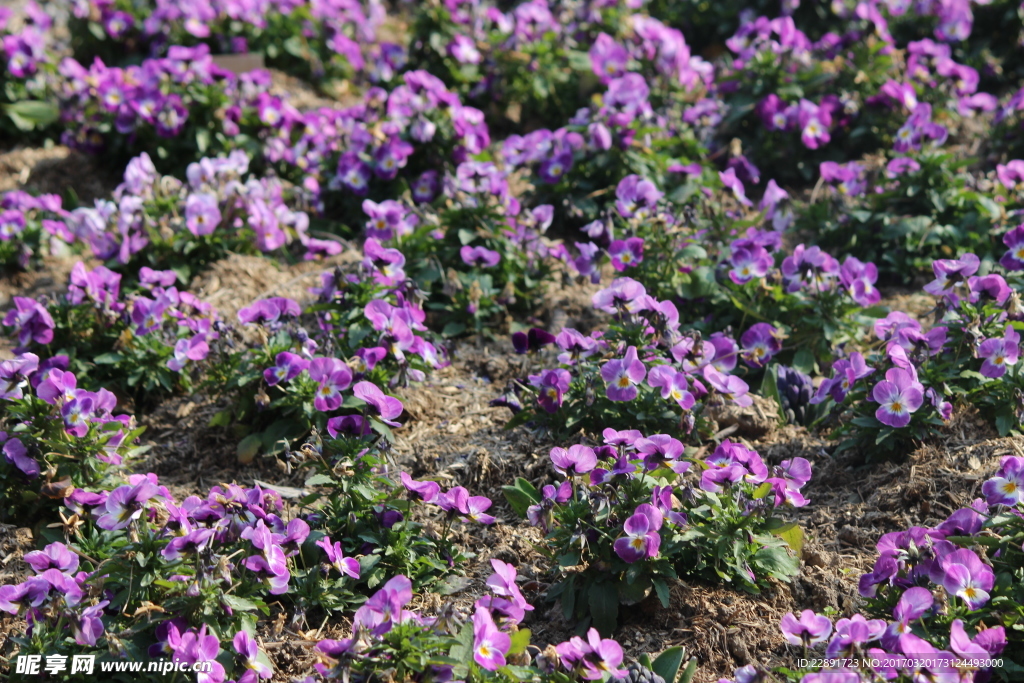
[679,656,699,683]
[208,410,232,428]
[588,581,619,637]
[651,646,685,683]
[769,522,805,557]
[502,477,541,518]
[222,594,259,612]
[449,621,474,663]
[759,365,787,425]
[457,228,477,246]
[751,482,772,500]
[652,577,671,608]
[508,628,531,655]
[442,322,467,337]
[92,352,124,365]
[437,575,474,596]
[791,349,816,375]
[4,101,60,131]
[304,473,335,487]
[237,434,262,464]
[753,545,799,580]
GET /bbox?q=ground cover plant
[5,0,1024,682]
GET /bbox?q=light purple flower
[185,193,221,237]
[978,325,1019,379]
[317,536,360,579]
[309,358,353,412]
[353,381,403,425]
[780,610,832,646]
[460,245,501,268]
[24,542,78,574]
[728,244,773,284]
[871,368,924,428]
[703,366,752,407]
[740,323,781,368]
[601,346,646,401]
[1000,225,1024,271]
[238,298,301,325]
[609,237,644,270]
[233,630,272,683]
[719,168,752,206]
[647,366,695,409]
[3,297,54,348]
[472,607,510,671]
[923,253,980,297]
[982,456,1024,506]
[613,511,661,563]
[263,352,310,386]
[3,438,38,478]
[550,444,598,476]
[939,548,994,610]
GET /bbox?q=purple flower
[233,630,272,683]
[647,366,695,409]
[939,548,994,610]
[881,586,934,649]
[601,346,646,401]
[438,486,496,524]
[740,323,782,368]
[71,600,108,646]
[967,274,1011,305]
[353,575,413,636]
[923,253,980,297]
[871,368,924,428]
[538,148,573,184]
[460,245,501,268]
[590,33,629,82]
[24,542,78,574]
[609,237,644,270]
[781,244,839,293]
[839,256,881,306]
[1000,225,1024,271]
[555,629,627,680]
[512,327,556,354]
[185,193,221,237]
[472,607,510,671]
[592,278,647,313]
[309,358,353,412]
[3,297,54,348]
[719,168,752,206]
[613,511,661,563]
[353,381,403,425]
[3,438,38,478]
[826,614,887,658]
[549,444,597,476]
[615,175,662,220]
[263,352,310,386]
[780,610,832,646]
[485,559,533,613]
[167,335,209,372]
[96,481,160,530]
[728,244,773,284]
[238,298,301,325]
[982,456,1024,506]
[171,625,225,683]
[703,366,752,407]
[950,619,1006,659]
[448,35,481,64]
[978,325,1019,379]
[317,536,360,579]
[400,472,440,503]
